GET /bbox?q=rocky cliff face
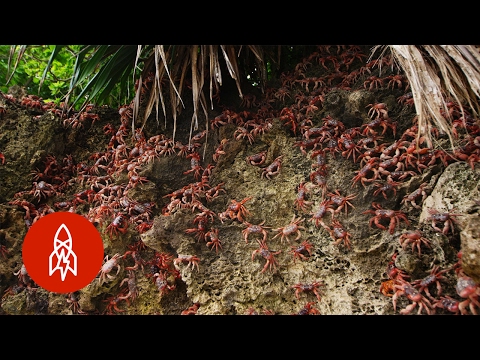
[1,46,479,315]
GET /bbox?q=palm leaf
[69,46,108,88]
[208,44,221,110]
[170,48,191,140]
[63,46,115,109]
[6,45,27,85]
[38,45,64,93]
[69,46,137,111]
[439,45,480,116]
[220,45,243,99]
[377,45,480,149]
[156,45,183,106]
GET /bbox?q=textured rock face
[1,46,479,315]
[140,116,396,315]
[419,161,480,283]
[461,217,480,283]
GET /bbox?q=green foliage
[0,46,32,93]
[0,45,133,109]
[1,45,74,103]
[66,45,139,110]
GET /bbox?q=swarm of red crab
[1,45,479,315]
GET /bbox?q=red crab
[372,178,401,200]
[103,291,130,314]
[261,155,284,180]
[122,242,147,272]
[118,270,139,303]
[363,202,410,235]
[296,301,321,315]
[185,214,209,242]
[234,126,255,144]
[274,86,291,103]
[327,189,357,216]
[456,276,480,315]
[327,219,352,249]
[152,271,176,297]
[13,264,31,286]
[309,198,335,229]
[397,92,414,106]
[392,279,433,315]
[385,251,410,282]
[205,228,223,253]
[291,281,324,302]
[411,265,450,301]
[361,116,397,137]
[251,239,282,273]
[246,150,267,166]
[426,208,462,235]
[432,296,460,315]
[366,102,388,119]
[241,220,270,243]
[351,158,379,188]
[204,182,226,202]
[174,254,200,272]
[211,138,228,161]
[183,152,204,180]
[97,253,122,285]
[105,213,129,238]
[272,214,305,243]
[311,149,328,172]
[294,181,313,212]
[398,230,431,257]
[290,240,314,262]
[65,292,85,314]
[29,180,58,201]
[386,74,407,89]
[338,133,363,163]
[181,302,201,315]
[400,182,430,209]
[310,169,329,197]
[218,196,252,223]
[363,77,384,91]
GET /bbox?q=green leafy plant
[0,46,33,94]
[2,45,135,107]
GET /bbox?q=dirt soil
[1,45,479,315]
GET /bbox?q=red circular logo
[22,212,104,293]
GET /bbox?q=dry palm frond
[220,45,244,100]
[438,45,480,116]
[243,45,267,92]
[135,45,266,145]
[208,44,222,109]
[372,45,480,149]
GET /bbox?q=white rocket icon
[49,223,77,281]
